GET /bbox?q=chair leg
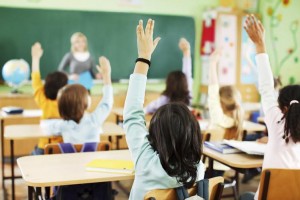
[232,184,238,200]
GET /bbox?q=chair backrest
[44,141,111,154]
[258,168,300,200]
[144,176,224,200]
[45,141,112,200]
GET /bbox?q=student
[123,19,205,199]
[242,15,300,200]
[41,56,113,144]
[31,42,68,155]
[144,37,193,114]
[208,50,244,140]
[58,32,100,81]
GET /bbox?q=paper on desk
[223,140,266,155]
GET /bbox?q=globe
[2,59,30,93]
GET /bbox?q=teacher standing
[58,32,99,81]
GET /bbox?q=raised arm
[244,15,277,113]
[123,19,160,162]
[90,56,113,125]
[31,42,46,106]
[208,50,235,128]
[179,38,193,98]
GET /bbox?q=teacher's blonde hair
[70,32,88,52]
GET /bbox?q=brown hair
[58,84,89,123]
[219,86,244,140]
[44,71,68,100]
[162,71,190,105]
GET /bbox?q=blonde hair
[70,32,88,52]
[219,86,244,140]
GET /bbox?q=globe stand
[10,85,23,94]
[10,88,22,94]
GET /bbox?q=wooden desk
[0,109,41,200]
[200,120,266,133]
[17,150,134,199]
[203,146,263,196]
[111,107,124,124]
[257,116,265,124]
[4,121,125,200]
[112,107,153,124]
[242,121,266,133]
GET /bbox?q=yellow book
[86,159,135,174]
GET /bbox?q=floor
[0,162,260,200]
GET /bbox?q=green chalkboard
[0,7,195,81]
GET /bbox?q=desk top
[257,116,265,124]
[4,122,125,140]
[203,146,263,169]
[242,121,265,132]
[17,150,133,187]
[0,109,42,120]
[111,107,124,117]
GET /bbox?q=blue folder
[68,71,94,90]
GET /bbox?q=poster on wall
[200,10,217,85]
[240,16,257,84]
[216,13,237,85]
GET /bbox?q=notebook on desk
[223,140,266,155]
[204,141,242,154]
[86,159,134,174]
[1,106,23,114]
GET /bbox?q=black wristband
[136,58,151,67]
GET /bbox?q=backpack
[176,179,209,200]
[50,143,114,200]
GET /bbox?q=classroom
[0,0,300,199]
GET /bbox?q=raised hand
[208,49,222,85]
[209,49,222,65]
[97,56,111,85]
[134,19,161,75]
[31,42,43,72]
[136,19,161,60]
[178,38,191,57]
[31,42,43,60]
[244,15,266,54]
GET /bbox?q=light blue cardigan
[123,73,205,200]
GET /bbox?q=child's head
[148,102,201,188]
[162,71,190,105]
[58,84,90,123]
[71,32,88,53]
[44,71,68,100]
[278,85,300,143]
[219,86,243,139]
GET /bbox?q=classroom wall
[1,0,297,101]
[0,0,219,104]
[260,0,300,85]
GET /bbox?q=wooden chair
[144,176,224,200]
[43,141,111,199]
[44,141,111,154]
[258,169,300,200]
[203,129,237,200]
[201,133,211,163]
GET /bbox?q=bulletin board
[200,10,260,103]
[215,13,238,85]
